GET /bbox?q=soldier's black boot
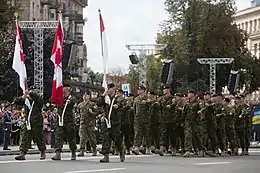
[52,151,61,160]
[245,148,249,156]
[157,146,165,156]
[92,147,97,156]
[40,150,46,160]
[71,151,76,160]
[15,151,26,160]
[100,154,109,163]
[120,149,125,162]
[77,150,84,157]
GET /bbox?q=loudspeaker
[161,61,174,85]
[129,53,139,64]
[228,70,240,93]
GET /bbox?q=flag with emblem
[12,21,27,94]
[51,16,64,106]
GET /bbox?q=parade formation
[9,82,253,163]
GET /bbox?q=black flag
[228,70,240,93]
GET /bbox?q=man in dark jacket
[97,83,125,163]
[14,86,46,160]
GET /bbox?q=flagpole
[98,9,108,92]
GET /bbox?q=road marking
[0,155,152,164]
[64,168,126,173]
[196,162,231,165]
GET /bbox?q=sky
[83,0,251,73]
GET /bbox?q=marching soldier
[157,85,175,156]
[132,86,152,155]
[52,84,77,160]
[148,91,160,153]
[97,83,125,163]
[77,90,98,157]
[14,86,46,160]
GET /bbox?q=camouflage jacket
[77,101,98,126]
[183,99,200,122]
[149,100,160,124]
[134,95,150,123]
[122,99,134,125]
[158,94,174,123]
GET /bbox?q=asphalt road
[0,149,260,173]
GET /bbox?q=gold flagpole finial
[58,0,62,14]
[14,11,19,21]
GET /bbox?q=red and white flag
[99,9,108,90]
[50,17,64,106]
[12,21,27,94]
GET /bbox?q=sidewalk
[0,144,102,156]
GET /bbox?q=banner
[252,106,260,131]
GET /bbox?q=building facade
[232,0,260,58]
[12,0,88,81]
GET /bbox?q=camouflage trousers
[151,123,160,149]
[134,121,151,147]
[235,128,245,149]
[184,121,205,152]
[216,117,227,151]
[245,127,251,150]
[101,123,123,155]
[19,125,46,154]
[159,123,177,149]
[121,124,132,150]
[54,123,77,152]
[79,125,97,150]
[225,120,236,150]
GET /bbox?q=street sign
[122,83,131,97]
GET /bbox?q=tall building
[232,0,260,58]
[12,0,88,81]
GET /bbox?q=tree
[107,67,125,85]
[158,0,255,93]
[126,65,139,94]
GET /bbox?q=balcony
[41,0,52,5]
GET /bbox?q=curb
[0,148,102,156]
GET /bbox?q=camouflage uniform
[122,98,134,152]
[133,94,151,154]
[174,101,185,152]
[52,95,77,160]
[183,99,204,156]
[244,104,252,154]
[157,94,175,155]
[149,100,160,150]
[215,103,226,153]
[224,105,237,154]
[234,104,246,153]
[77,101,98,156]
[97,94,124,162]
[14,92,46,160]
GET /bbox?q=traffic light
[129,52,139,64]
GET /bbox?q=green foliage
[158,0,255,93]
[126,65,139,93]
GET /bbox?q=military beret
[198,96,204,100]
[117,89,124,93]
[148,91,156,95]
[224,98,230,102]
[84,89,91,95]
[204,91,211,95]
[29,85,37,90]
[188,89,195,93]
[234,95,241,99]
[138,86,146,90]
[63,83,71,88]
[211,94,218,97]
[128,93,134,97]
[107,83,115,89]
[163,85,171,89]
[239,94,245,98]
[174,93,182,97]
